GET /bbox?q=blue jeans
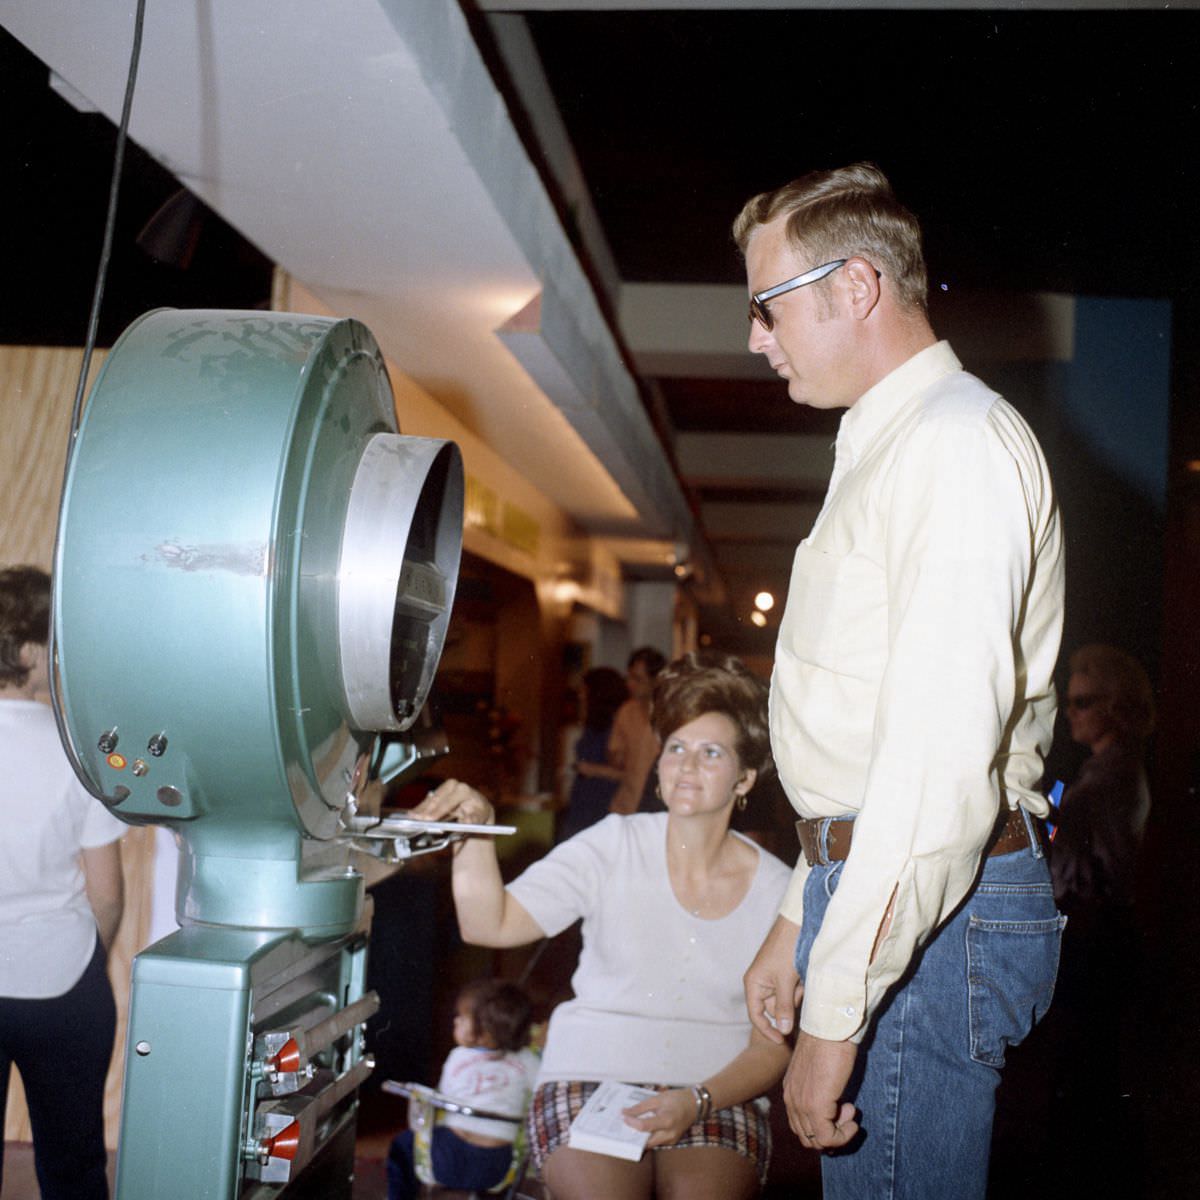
[0,938,115,1200]
[796,822,1064,1200]
[387,1126,512,1200]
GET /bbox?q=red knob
[270,1038,301,1074]
[264,1121,300,1161]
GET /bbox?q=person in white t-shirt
[410,653,793,1199]
[387,977,538,1200]
[0,566,126,1200]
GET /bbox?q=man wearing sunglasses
[735,163,1065,1199]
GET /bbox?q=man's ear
[842,256,882,320]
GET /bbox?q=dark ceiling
[524,9,1199,301]
[0,27,272,347]
[509,8,1199,652]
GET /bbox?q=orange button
[107,753,127,770]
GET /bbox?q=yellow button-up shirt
[770,341,1064,1041]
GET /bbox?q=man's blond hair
[733,162,929,313]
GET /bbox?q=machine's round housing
[53,310,463,932]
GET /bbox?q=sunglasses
[748,259,848,332]
[1065,694,1101,712]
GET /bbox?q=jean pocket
[794,862,844,979]
[966,912,1066,1067]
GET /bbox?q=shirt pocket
[780,541,886,679]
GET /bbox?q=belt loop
[817,817,832,867]
[1020,805,1044,860]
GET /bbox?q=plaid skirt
[527,1079,772,1187]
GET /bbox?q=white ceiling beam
[677,432,834,490]
[620,283,772,381]
[700,500,823,542]
[3,0,703,565]
[622,281,1078,380]
[478,0,1188,11]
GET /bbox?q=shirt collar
[836,341,962,466]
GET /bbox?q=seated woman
[412,653,792,1200]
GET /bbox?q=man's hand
[744,914,803,1042]
[784,1031,859,1151]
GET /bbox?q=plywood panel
[1,344,156,1150]
[0,345,94,568]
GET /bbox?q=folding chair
[382,1080,541,1200]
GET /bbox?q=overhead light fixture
[754,591,775,612]
[750,610,767,628]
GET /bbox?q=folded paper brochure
[567,1081,659,1161]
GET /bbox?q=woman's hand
[622,1087,699,1148]
[409,778,495,827]
[411,779,544,949]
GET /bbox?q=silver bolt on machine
[51,309,482,1198]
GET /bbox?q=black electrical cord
[68,0,147,438]
[50,0,148,807]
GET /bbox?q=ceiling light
[750,610,767,628]
[754,591,774,612]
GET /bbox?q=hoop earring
[735,793,748,812]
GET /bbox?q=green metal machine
[52,309,465,1197]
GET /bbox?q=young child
[387,978,538,1200]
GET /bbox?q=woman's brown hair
[650,652,773,780]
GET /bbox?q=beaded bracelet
[691,1083,713,1123]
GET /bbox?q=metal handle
[381,1079,521,1125]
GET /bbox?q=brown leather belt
[795,804,1035,869]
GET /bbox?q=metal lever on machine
[254,991,381,1096]
[247,1056,376,1184]
[341,815,516,863]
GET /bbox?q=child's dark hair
[457,978,532,1052]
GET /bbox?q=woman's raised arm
[410,779,545,948]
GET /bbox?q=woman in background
[559,666,630,841]
[1053,643,1154,918]
[1048,643,1155,1190]
[0,566,126,1200]
[608,646,666,815]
